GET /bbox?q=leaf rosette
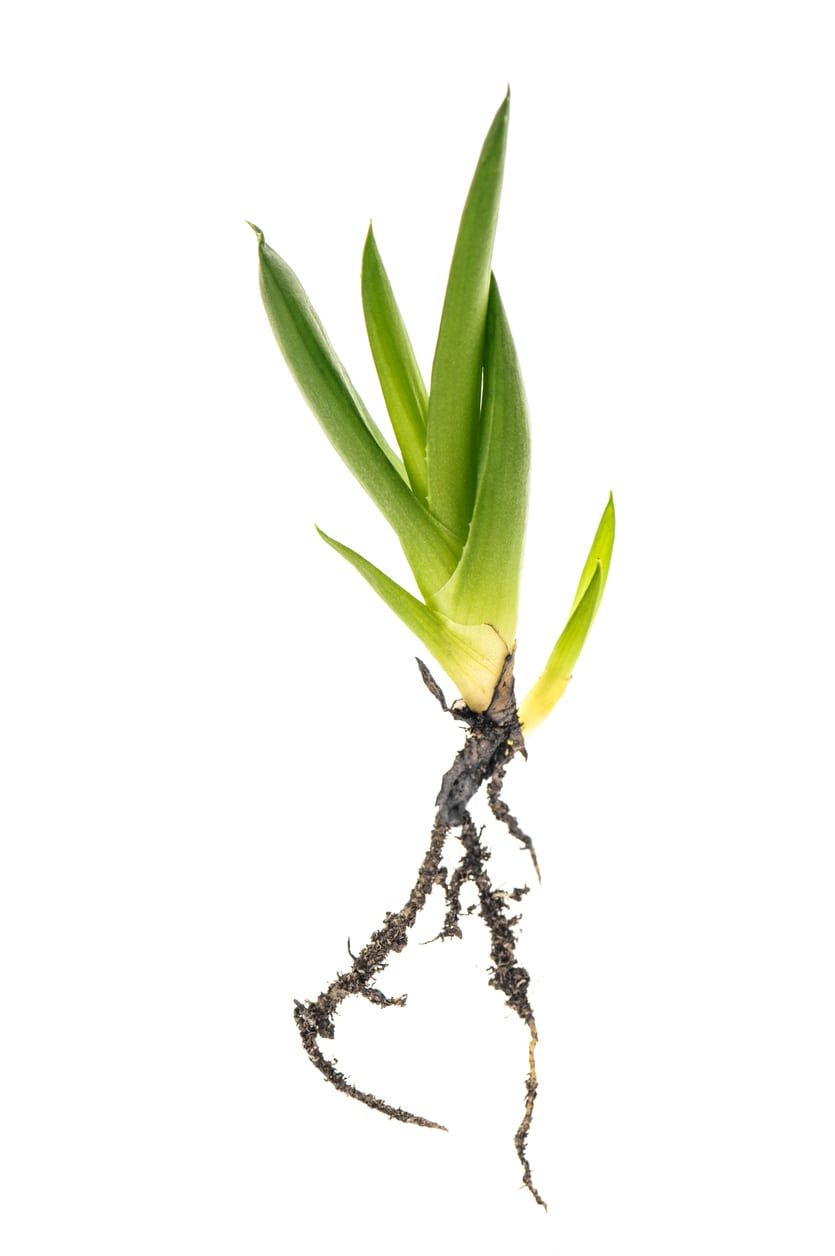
[252,92,613,725]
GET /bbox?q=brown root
[488,762,541,883]
[292,654,546,1206]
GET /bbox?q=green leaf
[518,494,615,732]
[569,491,615,615]
[317,527,508,712]
[361,225,429,501]
[250,225,405,479]
[518,563,602,733]
[426,92,510,542]
[251,225,459,596]
[429,276,529,643]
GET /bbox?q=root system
[292,654,547,1207]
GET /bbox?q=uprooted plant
[249,91,614,1207]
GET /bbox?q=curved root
[292,656,546,1206]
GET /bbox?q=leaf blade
[317,528,508,711]
[518,562,603,733]
[426,92,510,541]
[429,276,529,643]
[518,493,615,732]
[569,492,615,615]
[252,225,459,595]
[361,225,428,500]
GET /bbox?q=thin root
[294,1004,446,1130]
[515,1022,547,1209]
[488,763,542,882]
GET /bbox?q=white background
[1,1,833,1251]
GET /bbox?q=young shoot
[251,90,614,1208]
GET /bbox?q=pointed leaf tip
[361,225,429,500]
[569,491,615,616]
[426,97,511,541]
[255,230,458,596]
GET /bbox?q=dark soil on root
[292,654,547,1208]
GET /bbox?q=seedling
[250,92,614,1207]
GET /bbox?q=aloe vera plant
[250,92,614,1207]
